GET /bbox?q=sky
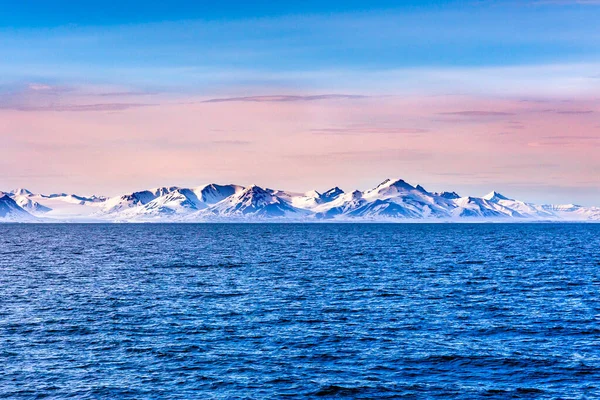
[1,0,599,204]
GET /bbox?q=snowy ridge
[0,192,37,221]
[1,179,599,222]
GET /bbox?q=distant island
[1,179,599,222]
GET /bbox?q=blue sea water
[1,223,599,399]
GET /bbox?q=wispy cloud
[27,83,54,91]
[439,111,515,117]
[541,109,594,114]
[291,148,431,161]
[209,140,252,146]
[0,82,157,112]
[528,137,600,147]
[505,121,525,130]
[543,135,600,140]
[0,103,153,112]
[202,94,368,103]
[97,91,159,97]
[0,82,73,96]
[311,126,429,135]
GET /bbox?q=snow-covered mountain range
[1,179,599,222]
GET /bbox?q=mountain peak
[12,188,33,196]
[245,184,266,193]
[415,184,429,193]
[321,186,344,202]
[350,190,363,199]
[323,186,343,194]
[438,191,461,200]
[366,178,416,198]
[195,183,241,204]
[482,191,512,201]
[378,178,414,190]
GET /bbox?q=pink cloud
[202,94,368,103]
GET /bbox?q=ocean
[1,224,599,398]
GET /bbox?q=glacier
[1,179,599,223]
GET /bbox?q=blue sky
[1,1,599,92]
[0,1,508,26]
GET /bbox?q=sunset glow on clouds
[1,1,599,204]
